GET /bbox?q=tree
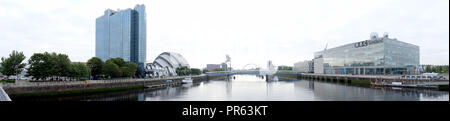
[176,66,191,76]
[426,65,431,73]
[106,58,126,67]
[444,65,449,73]
[122,62,138,77]
[55,53,71,80]
[87,57,104,78]
[68,62,90,81]
[45,52,60,81]
[27,53,51,81]
[1,50,26,80]
[202,69,209,73]
[102,61,122,78]
[121,66,132,77]
[190,68,201,75]
[26,52,74,81]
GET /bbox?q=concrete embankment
[2,75,221,98]
[301,74,449,90]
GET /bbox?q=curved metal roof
[153,52,189,69]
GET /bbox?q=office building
[313,32,419,75]
[96,4,146,77]
[294,60,314,73]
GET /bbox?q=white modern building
[145,52,190,78]
[313,33,420,75]
[206,64,221,71]
[294,60,314,73]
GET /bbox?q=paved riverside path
[0,84,12,101]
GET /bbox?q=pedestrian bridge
[0,84,12,101]
[205,70,302,76]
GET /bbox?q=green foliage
[87,57,104,77]
[120,66,132,77]
[176,66,191,76]
[26,55,134,80]
[27,52,72,81]
[106,58,126,67]
[423,65,449,73]
[0,50,26,78]
[214,68,225,71]
[26,53,49,80]
[26,52,90,81]
[122,62,138,77]
[87,57,136,78]
[190,68,202,75]
[102,61,122,78]
[202,69,209,73]
[55,53,71,79]
[68,62,90,80]
[103,58,137,78]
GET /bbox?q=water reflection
[14,75,449,101]
[142,75,448,101]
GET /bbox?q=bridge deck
[205,70,301,76]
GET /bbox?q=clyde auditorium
[313,33,420,75]
[145,52,190,78]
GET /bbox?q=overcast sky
[0,0,448,69]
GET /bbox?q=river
[14,75,449,101]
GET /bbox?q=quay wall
[3,75,211,95]
[300,74,449,89]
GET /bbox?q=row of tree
[25,52,90,81]
[87,57,138,78]
[175,66,202,76]
[423,65,449,73]
[0,50,138,81]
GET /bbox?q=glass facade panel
[95,5,147,77]
[313,34,419,75]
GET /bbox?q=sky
[0,0,448,69]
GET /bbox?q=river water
[14,75,449,101]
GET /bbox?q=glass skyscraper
[313,33,420,75]
[96,4,146,77]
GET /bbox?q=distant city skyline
[0,0,448,69]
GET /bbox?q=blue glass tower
[96,4,146,77]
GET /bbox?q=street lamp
[88,65,94,80]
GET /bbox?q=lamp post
[88,65,94,80]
